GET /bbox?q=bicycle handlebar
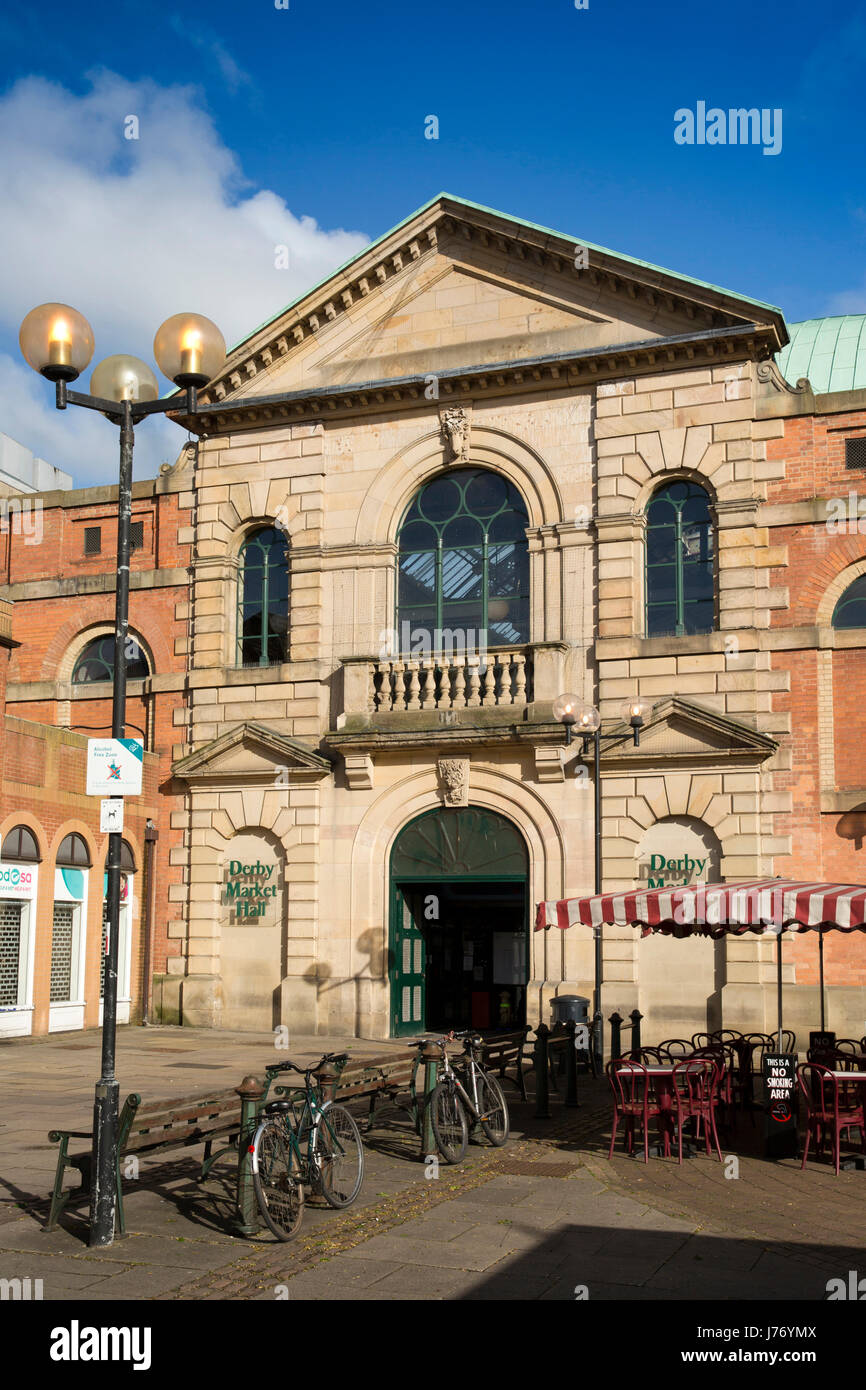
[264,1051,348,1076]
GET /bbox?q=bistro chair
[711,1029,744,1042]
[671,1058,723,1165]
[606,1059,662,1164]
[634,1046,669,1065]
[834,1039,862,1056]
[659,1039,693,1059]
[691,1032,714,1049]
[860,1036,866,1053]
[798,1063,866,1176]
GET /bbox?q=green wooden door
[390,885,426,1037]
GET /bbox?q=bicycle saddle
[263,1100,292,1115]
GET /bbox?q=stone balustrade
[371,647,531,714]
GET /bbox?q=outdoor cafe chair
[634,1046,669,1065]
[834,1039,862,1056]
[606,1059,662,1164]
[711,1029,744,1042]
[861,1036,866,1053]
[691,1032,714,1049]
[671,1058,723,1165]
[798,1062,866,1176]
[659,1038,693,1059]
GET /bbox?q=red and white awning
[534,879,866,937]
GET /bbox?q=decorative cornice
[177,324,775,437]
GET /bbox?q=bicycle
[249,1052,365,1241]
[421,1031,510,1164]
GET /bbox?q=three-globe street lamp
[553,694,649,1071]
[19,303,225,1248]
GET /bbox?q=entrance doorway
[389,807,528,1037]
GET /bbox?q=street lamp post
[553,695,648,1071]
[19,303,225,1248]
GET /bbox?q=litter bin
[550,995,590,1026]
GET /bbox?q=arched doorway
[389,806,528,1037]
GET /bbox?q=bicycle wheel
[251,1117,305,1241]
[314,1103,365,1209]
[476,1069,510,1146]
[430,1079,468,1163]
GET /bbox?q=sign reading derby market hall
[8,195,866,1041]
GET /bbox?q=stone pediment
[599,697,777,767]
[172,721,333,784]
[192,194,786,419]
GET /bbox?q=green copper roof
[775,316,866,394]
[232,192,784,354]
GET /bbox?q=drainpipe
[141,817,159,1024]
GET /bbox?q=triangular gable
[198,194,788,409]
[600,697,777,766]
[173,721,333,783]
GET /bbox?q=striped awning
[534,879,866,937]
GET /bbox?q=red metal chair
[671,1058,723,1164]
[606,1059,662,1164]
[798,1062,866,1175]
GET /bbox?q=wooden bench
[479,1027,531,1101]
[47,1088,242,1235]
[309,1051,420,1133]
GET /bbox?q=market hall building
[3,194,866,1043]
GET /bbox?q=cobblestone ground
[1,1029,864,1301]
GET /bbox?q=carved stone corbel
[437,756,469,806]
[439,404,472,463]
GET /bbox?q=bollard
[420,1040,440,1161]
[564,1019,579,1108]
[235,1073,267,1238]
[609,1011,623,1060]
[629,1009,644,1060]
[316,1061,339,1103]
[534,1023,551,1119]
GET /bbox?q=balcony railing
[370,648,531,715]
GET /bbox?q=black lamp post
[553,694,647,1071]
[19,303,225,1248]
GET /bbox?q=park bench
[47,1088,242,1235]
[309,1050,420,1132]
[479,1027,531,1101]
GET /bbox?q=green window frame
[237,527,289,668]
[645,480,714,637]
[396,468,530,652]
[72,634,150,684]
[832,575,866,629]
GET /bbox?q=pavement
[0,1025,864,1302]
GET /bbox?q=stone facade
[3,194,866,1042]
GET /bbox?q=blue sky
[1,0,865,484]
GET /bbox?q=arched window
[237,527,289,667]
[646,481,714,637]
[1,825,40,861]
[56,833,91,868]
[396,469,529,651]
[832,575,866,629]
[72,634,150,684]
[103,840,136,872]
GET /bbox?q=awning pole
[776,929,783,1052]
[818,930,826,1031]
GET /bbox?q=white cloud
[0,70,370,487]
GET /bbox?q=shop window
[50,903,75,1002]
[72,634,150,684]
[1,826,40,862]
[832,574,866,629]
[396,468,530,651]
[645,480,714,637]
[237,527,289,667]
[0,901,23,1007]
[56,833,91,868]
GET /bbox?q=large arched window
[832,575,866,629]
[237,527,289,667]
[72,634,150,683]
[396,469,529,651]
[645,481,714,637]
[57,833,91,867]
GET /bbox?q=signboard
[809,1030,836,1056]
[86,739,143,797]
[223,857,279,922]
[646,852,710,889]
[762,1053,798,1158]
[0,863,36,897]
[100,799,124,833]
